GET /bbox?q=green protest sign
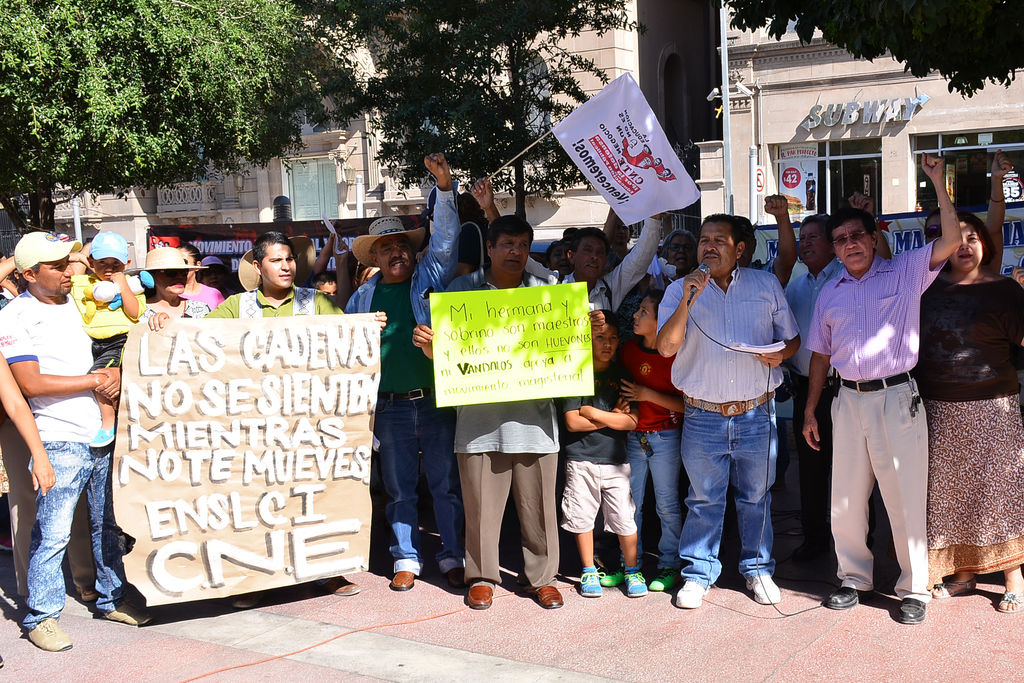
[429,283,594,407]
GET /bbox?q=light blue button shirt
[784,258,843,376]
[658,267,800,403]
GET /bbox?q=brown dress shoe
[390,571,416,591]
[321,576,361,597]
[446,568,467,588]
[467,583,493,610]
[532,585,563,609]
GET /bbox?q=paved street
[1,455,1022,681]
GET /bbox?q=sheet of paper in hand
[113,315,380,605]
[429,283,594,407]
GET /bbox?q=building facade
[700,17,1024,225]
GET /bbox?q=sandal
[998,591,1023,614]
[931,578,976,599]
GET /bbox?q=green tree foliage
[727,0,1022,96]
[0,0,358,230]
[351,0,635,217]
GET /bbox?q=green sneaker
[649,568,678,592]
[599,569,625,587]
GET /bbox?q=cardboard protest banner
[552,73,700,225]
[113,315,380,605]
[429,283,593,407]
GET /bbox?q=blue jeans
[23,442,125,630]
[626,429,683,569]
[678,402,777,588]
[375,394,464,574]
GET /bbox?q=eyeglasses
[831,230,868,247]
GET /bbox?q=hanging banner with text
[749,202,1024,279]
[113,315,380,606]
[429,283,594,407]
[552,72,700,226]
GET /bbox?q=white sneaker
[746,574,782,605]
[673,580,709,609]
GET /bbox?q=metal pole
[749,145,758,224]
[719,4,733,215]
[355,174,364,218]
[72,194,83,242]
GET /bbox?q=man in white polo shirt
[0,232,149,652]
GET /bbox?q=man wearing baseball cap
[0,232,150,652]
[347,153,465,592]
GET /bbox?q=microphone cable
[685,279,825,618]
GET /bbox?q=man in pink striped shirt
[802,155,962,625]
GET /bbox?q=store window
[285,157,339,220]
[775,139,882,218]
[913,130,1024,211]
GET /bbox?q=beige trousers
[457,451,559,589]
[1,420,96,596]
[830,380,931,602]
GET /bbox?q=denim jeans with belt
[626,428,683,569]
[23,441,125,630]
[678,401,777,587]
[375,394,464,575]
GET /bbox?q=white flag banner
[553,73,700,225]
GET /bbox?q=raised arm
[471,177,501,224]
[920,154,961,268]
[765,195,796,286]
[985,149,1011,270]
[607,213,662,309]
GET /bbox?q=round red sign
[781,167,801,189]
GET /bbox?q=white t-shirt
[0,292,101,442]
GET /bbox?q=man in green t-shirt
[346,153,464,592]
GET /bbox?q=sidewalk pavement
[1,457,1021,681]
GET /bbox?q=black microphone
[686,262,711,307]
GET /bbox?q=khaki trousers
[830,381,931,602]
[457,451,559,589]
[1,420,96,597]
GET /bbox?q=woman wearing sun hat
[137,247,211,330]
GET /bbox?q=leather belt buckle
[720,401,744,417]
[406,388,425,400]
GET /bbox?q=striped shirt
[807,244,942,382]
[658,267,800,403]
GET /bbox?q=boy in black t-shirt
[560,312,645,598]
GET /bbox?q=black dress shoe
[897,598,926,624]
[825,586,860,610]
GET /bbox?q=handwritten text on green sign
[429,283,594,407]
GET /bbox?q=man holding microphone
[657,214,800,610]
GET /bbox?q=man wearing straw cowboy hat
[207,230,354,608]
[347,153,466,592]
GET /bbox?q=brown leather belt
[685,391,774,417]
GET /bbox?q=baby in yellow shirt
[70,232,146,447]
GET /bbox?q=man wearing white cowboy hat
[207,230,354,607]
[347,153,466,592]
